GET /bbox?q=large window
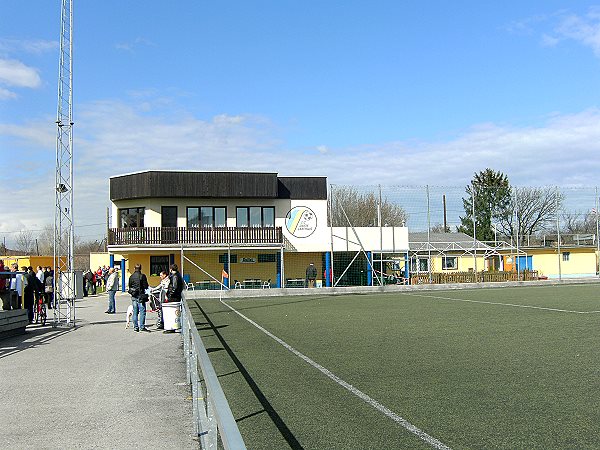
[120,207,144,228]
[187,207,226,228]
[150,255,170,276]
[236,206,275,228]
[442,256,458,270]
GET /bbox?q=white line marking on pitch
[403,293,600,314]
[220,299,452,450]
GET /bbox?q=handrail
[108,226,283,246]
[181,294,246,449]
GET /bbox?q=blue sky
[2,1,600,244]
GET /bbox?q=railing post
[191,349,200,439]
[207,394,218,449]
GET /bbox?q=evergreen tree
[458,169,511,241]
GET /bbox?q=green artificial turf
[189,283,600,449]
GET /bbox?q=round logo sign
[285,206,317,238]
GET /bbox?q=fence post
[427,185,432,283]
[556,186,562,281]
[472,184,477,276]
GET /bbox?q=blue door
[516,256,533,270]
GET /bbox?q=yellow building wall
[184,250,280,286]
[528,249,597,278]
[284,253,323,281]
[1,256,55,270]
[429,255,486,273]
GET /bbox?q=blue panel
[276,252,281,288]
[367,252,372,286]
[325,252,331,287]
[120,259,126,292]
[516,256,533,270]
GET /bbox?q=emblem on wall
[285,206,317,238]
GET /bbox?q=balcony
[108,227,283,247]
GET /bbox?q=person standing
[105,267,119,314]
[44,268,54,309]
[151,270,170,329]
[36,266,44,285]
[166,264,183,303]
[24,266,37,323]
[8,263,24,310]
[128,264,149,332]
[0,259,7,310]
[305,262,317,288]
[164,264,183,333]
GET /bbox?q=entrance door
[161,206,177,244]
[516,256,533,270]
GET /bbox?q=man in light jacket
[105,267,119,314]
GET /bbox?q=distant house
[408,232,495,273]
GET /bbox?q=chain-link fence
[326,184,600,286]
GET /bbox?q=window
[150,256,170,276]
[214,207,226,227]
[410,257,430,272]
[562,252,570,261]
[120,207,144,228]
[236,207,275,228]
[258,253,277,263]
[219,254,238,264]
[187,207,227,228]
[442,257,458,270]
[187,207,200,228]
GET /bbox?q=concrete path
[0,292,195,449]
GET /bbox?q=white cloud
[115,37,155,53]
[525,8,600,57]
[2,99,600,246]
[0,87,17,100]
[0,58,41,88]
[0,38,58,55]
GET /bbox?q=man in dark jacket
[24,266,38,323]
[166,264,184,302]
[128,264,149,332]
[305,262,317,288]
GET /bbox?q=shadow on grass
[194,300,304,450]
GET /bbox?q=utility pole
[54,0,75,326]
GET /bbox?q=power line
[0,222,105,235]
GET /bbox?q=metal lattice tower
[53,0,75,326]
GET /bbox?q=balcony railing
[108,226,283,246]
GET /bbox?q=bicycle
[34,294,47,326]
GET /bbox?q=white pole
[427,185,432,283]
[596,186,600,276]
[472,185,477,278]
[514,188,520,281]
[556,187,562,281]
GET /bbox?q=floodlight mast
[53,0,75,327]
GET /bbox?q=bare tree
[37,224,55,256]
[562,211,598,234]
[330,186,408,227]
[497,187,563,244]
[430,223,450,233]
[15,230,36,255]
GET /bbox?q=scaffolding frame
[53,0,75,327]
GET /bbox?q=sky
[2,1,600,245]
